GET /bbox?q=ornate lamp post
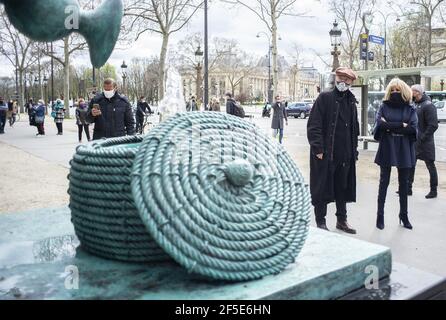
[34,76,39,101]
[43,75,48,104]
[195,45,204,104]
[257,32,273,104]
[121,60,128,95]
[329,20,342,72]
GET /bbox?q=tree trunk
[64,37,70,118]
[19,70,25,114]
[158,33,169,101]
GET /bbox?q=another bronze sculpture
[0,0,123,67]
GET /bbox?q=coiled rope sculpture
[68,135,170,262]
[69,112,311,281]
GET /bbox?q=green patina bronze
[69,112,312,282]
[0,0,123,67]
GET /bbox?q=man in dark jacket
[87,78,135,140]
[136,96,152,134]
[410,85,439,199]
[225,93,237,116]
[271,95,288,144]
[0,97,7,134]
[307,67,359,234]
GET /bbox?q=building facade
[181,56,320,104]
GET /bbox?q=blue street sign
[369,35,385,45]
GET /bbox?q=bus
[367,91,446,132]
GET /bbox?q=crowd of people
[0,72,441,234]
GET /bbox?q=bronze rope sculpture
[0,0,123,67]
[69,112,312,282]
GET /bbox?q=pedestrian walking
[7,100,18,127]
[87,78,135,140]
[26,99,35,125]
[76,98,91,143]
[25,98,34,115]
[186,96,198,112]
[409,84,439,199]
[373,78,418,230]
[271,95,288,144]
[34,100,46,136]
[225,93,238,116]
[52,99,65,135]
[0,97,7,134]
[209,97,221,112]
[307,67,360,234]
[136,96,152,134]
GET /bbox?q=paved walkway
[0,114,445,277]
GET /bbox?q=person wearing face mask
[408,84,439,199]
[87,78,135,140]
[307,67,360,234]
[373,78,418,230]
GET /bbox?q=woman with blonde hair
[373,78,418,230]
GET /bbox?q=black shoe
[317,223,330,231]
[399,214,413,230]
[376,215,385,230]
[425,190,437,199]
[336,221,357,234]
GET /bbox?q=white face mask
[104,90,115,99]
[336,82,350,92]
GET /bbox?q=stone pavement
[0,113,445,278]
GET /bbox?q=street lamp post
[375,11,400,69]
[329,20,342,72]
[256,32,273,104]
[43,75,48,105]
[204,0,209,110]
[121,60,128,96]
[195,45,204,104]
[441,79,444,91]
[34,76,39,100]
[362,12,372,71]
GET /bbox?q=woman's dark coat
[307,89,359,206]
[271,102,288,130]
[414,94,438,161]
[373,101,418,168]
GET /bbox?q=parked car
[286,102,312,119]
[434,100,446,123]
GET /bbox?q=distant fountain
[158,50,186,121]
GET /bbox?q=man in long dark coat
[307,67,359,234]
[410,85,439,199]
[271,95,288,144]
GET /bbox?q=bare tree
[0,7,37,111]
[225,0,308,99]
[124,0,204,100]
[329,0,376,69]
[410,0,445,66]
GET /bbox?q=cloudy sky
[107,0,335,74]
[1,0,401,78]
